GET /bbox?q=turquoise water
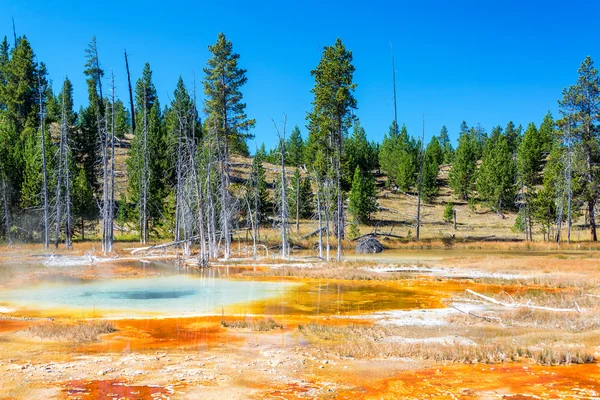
[0,275,294,317]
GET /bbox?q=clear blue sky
[2,0,599,150]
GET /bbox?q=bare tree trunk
[273,115,289,259]
[38,75,49,248]
[124,50,136,135]
[416,115,425,241]
[1,168,11,245]
[335,127,343,261]
[54,88,67,248]
[65,133,72,249]
[313,170,323,259]
[109,73,116,251]
[390,41,398,133]
[296,171,300,235]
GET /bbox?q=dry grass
[239,265,410,281]
[298,322,596,365]
[26,320,116,343]
[449,289,600,331]
[221,317,284,331]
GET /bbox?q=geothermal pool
[0,274,296,317]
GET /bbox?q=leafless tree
[273,114,289,259]
[37,74,49,248]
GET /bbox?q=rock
[355,236,384,253]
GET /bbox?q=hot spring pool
[0,275,295,317]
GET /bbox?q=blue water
[0,275,294,317]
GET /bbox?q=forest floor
[1,242,600,399]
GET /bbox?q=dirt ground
[1,243,600,399]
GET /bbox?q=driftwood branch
[351,232,403,242]
[465,289,581,313]
[130,236,200,254]
[300,227,327,240]
[450,305,502,323]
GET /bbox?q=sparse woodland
[0,31,599,260]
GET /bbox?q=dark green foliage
[443,202,454,224]
[203,33,255,156]
[449,128,478,200]
[345,119,378,178]
[247,156,270,224]
[348,166,378,224]
[289,169,314,220]
[422,138,441,201]
[438,125,454,164]
[504,121,522,155]
[379,123,417,191]
[557,56,600,240]
[73,167,96,239]
[477,135,517,212]
[286,125,304,167]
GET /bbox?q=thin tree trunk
[38,75,49,248]
[416,115,425,241]
[296,172,300,235]
[124,50,136,135]
[54,89,66,248]
[1,169,11,245]
[109,73,116,251]
[273,116,289,259]
[313,170,323,259]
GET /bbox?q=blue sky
[1,0,599,150]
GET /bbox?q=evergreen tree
[72,167,96,240]
[504,121,522,154]
[348,166,378,224]
[426,135,444,168]
[438,125,454,163]
[558,56,600,241]
[203,33,255,156]
[247,155,270,224]
[477,135,517,213]
[422,137,441,201]
[443,202,454,224]
[307,38,357,259]
[449,128,478,200]
[286,125,304,166]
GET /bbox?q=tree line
[0,31,598,261]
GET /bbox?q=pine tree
[204,33,255,258]
[504,121,522,155]
[449,128,478,200]
[422,137,441,201]
[558,56,600,241]
[73,167,95,240]
[348,166,377,224]
[438,125,454,164]
[307,38,357,260]
[286,125,304,166]
[477,135,516,213]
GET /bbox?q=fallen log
[351,232,403,242]
[300,227,327,240]
[131,236,200,254]
[450,305,502,323]
[465,289,581,313]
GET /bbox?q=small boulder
[355,236,384,254]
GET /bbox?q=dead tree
[124,50,136,135]
[54,86,66,248]
[416,114,425,241]
[138,88,149,244]
[109,72,116,249]
[312,168,324,259]
[273,115,289,259]
[0,166,11,245]
[37,74,49,248]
